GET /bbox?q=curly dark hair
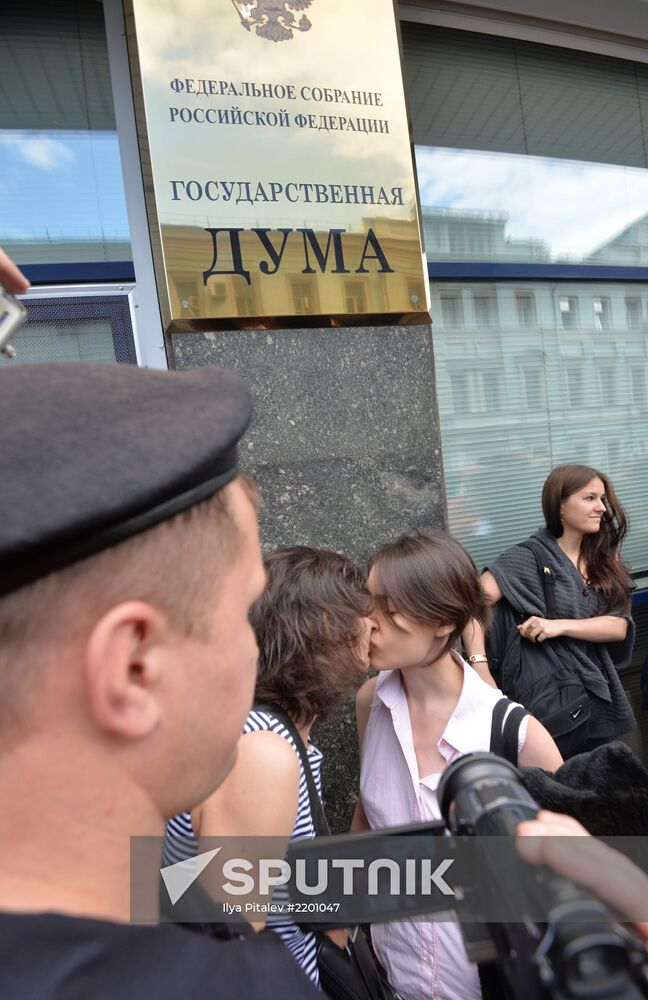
[542,464,632,612]
[252,546,372,724]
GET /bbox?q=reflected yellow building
[164,216,428,325]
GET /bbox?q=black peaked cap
[0,363,252,596]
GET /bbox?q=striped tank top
[165,708,323,988]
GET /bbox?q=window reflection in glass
[432,280,648,574]
[516,292,537,328]
[290,278,319,315]
[560,297,579,330]
[234,282,258,318]
[440,291,464,328]
[0,131,130,264]
[450,370,469,412]
[626,298,643,329]
[593,297,612,331]
[344,281,367,313]
[473,291,498,328]
[523,368,544,411]
[563,362,580,408]
[483,372,501,410]
[600,366,617,405]
[0,3,131,266]
[417,147,648,267]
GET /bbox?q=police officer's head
[0,363,265,817]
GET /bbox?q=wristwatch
[468,653,489,664]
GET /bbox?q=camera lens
[438,752,539,836]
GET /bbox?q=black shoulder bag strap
[518,538,557,618]
[254,703,398,1000]
[253,701,330,836]
[489,697,528,767]
[253,705,400,1000]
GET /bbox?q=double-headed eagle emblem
[231,1,314,42]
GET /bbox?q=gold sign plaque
[126,0,429,325]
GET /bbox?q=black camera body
[287,752,648,1000]
[438,753,648,1000]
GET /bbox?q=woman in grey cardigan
[465,464,635,753]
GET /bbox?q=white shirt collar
[375,650,496,758]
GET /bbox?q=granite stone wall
[171,323,446,831]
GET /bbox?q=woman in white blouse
[353,530,562,1000]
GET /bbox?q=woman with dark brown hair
[353,530,561,1000]
[165,546,372,986]
[464,464,636,754]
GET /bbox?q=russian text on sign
[201,228,394,286]
[169,180,404,206]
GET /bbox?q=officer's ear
[82,601,168,739]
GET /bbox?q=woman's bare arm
[518,614,628,644]
[518,716,563,771]
[462,571,503,688]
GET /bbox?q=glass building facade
[2,1,647,757]
[403,23,648,590]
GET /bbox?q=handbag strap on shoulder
[518,538,557,619]
[253,701,330,837]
